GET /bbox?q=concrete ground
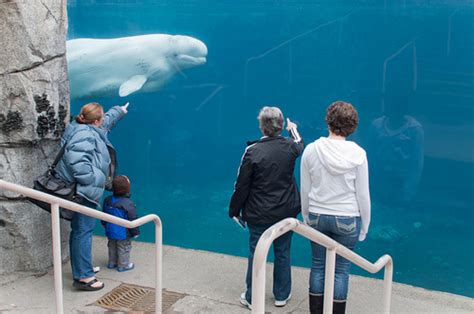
[0,236,472,313]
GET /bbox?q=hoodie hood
[314,137,366,175]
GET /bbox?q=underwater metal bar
[251,218,393,314]
[0,179,163,314]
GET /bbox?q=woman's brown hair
[325,101,359,137]
[76,102,103,124]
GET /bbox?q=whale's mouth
[177,54,207,65]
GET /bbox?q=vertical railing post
[155,220,162,313]
[252,238,272,313]
[323,249,336,314]
[50,203,64,314]
[382,259,393,314]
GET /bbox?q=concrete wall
[0,1,70,273]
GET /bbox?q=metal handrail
[251,218,393,314]
[0,179,163,314]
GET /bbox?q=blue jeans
[308,213,361,301]
[70,197,97,280]
[245,223,293,303]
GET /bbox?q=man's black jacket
[229,132,304,225]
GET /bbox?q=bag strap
[50,143,66,170]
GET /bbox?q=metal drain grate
[94,283,186,312]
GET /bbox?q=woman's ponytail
[76,102,103,124]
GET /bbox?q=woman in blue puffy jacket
[56,101,129,291]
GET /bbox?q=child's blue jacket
[102,195,140,240]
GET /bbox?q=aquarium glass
[67,0,474,297]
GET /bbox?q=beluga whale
[66,34,208,99]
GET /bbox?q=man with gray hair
[229,106,304,309]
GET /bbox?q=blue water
[67,1,474,297]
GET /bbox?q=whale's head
[67,34,209,99]
[167,35,208,69]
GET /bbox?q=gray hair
[258,106,284,136]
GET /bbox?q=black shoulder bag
[105,145,117,191]
[29,144,76,221]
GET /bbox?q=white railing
[0,179,163,314]
[251,218,393,314]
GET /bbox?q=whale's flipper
[119,75,148,97]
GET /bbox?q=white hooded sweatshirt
[300,137,371,240]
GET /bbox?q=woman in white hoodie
[300,101,370,314]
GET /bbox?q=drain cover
[94,283,186,312]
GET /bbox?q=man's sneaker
[240,292,252,310]
[274,293,292,307]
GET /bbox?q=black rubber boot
[333,300,346,314]
[309,294,323,314]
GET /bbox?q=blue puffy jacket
[102,195,140,240]
[55,106,125,205]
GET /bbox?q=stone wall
[0,1,70,273]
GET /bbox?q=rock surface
[0,1,70,273]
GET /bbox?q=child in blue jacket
[102,175,139,272]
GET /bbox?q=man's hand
[286,118,297,131]
[121,102,130,113]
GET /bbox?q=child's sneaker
[117,262,135,272]
[107,263,117,269]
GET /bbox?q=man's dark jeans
[245,222,293,303]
